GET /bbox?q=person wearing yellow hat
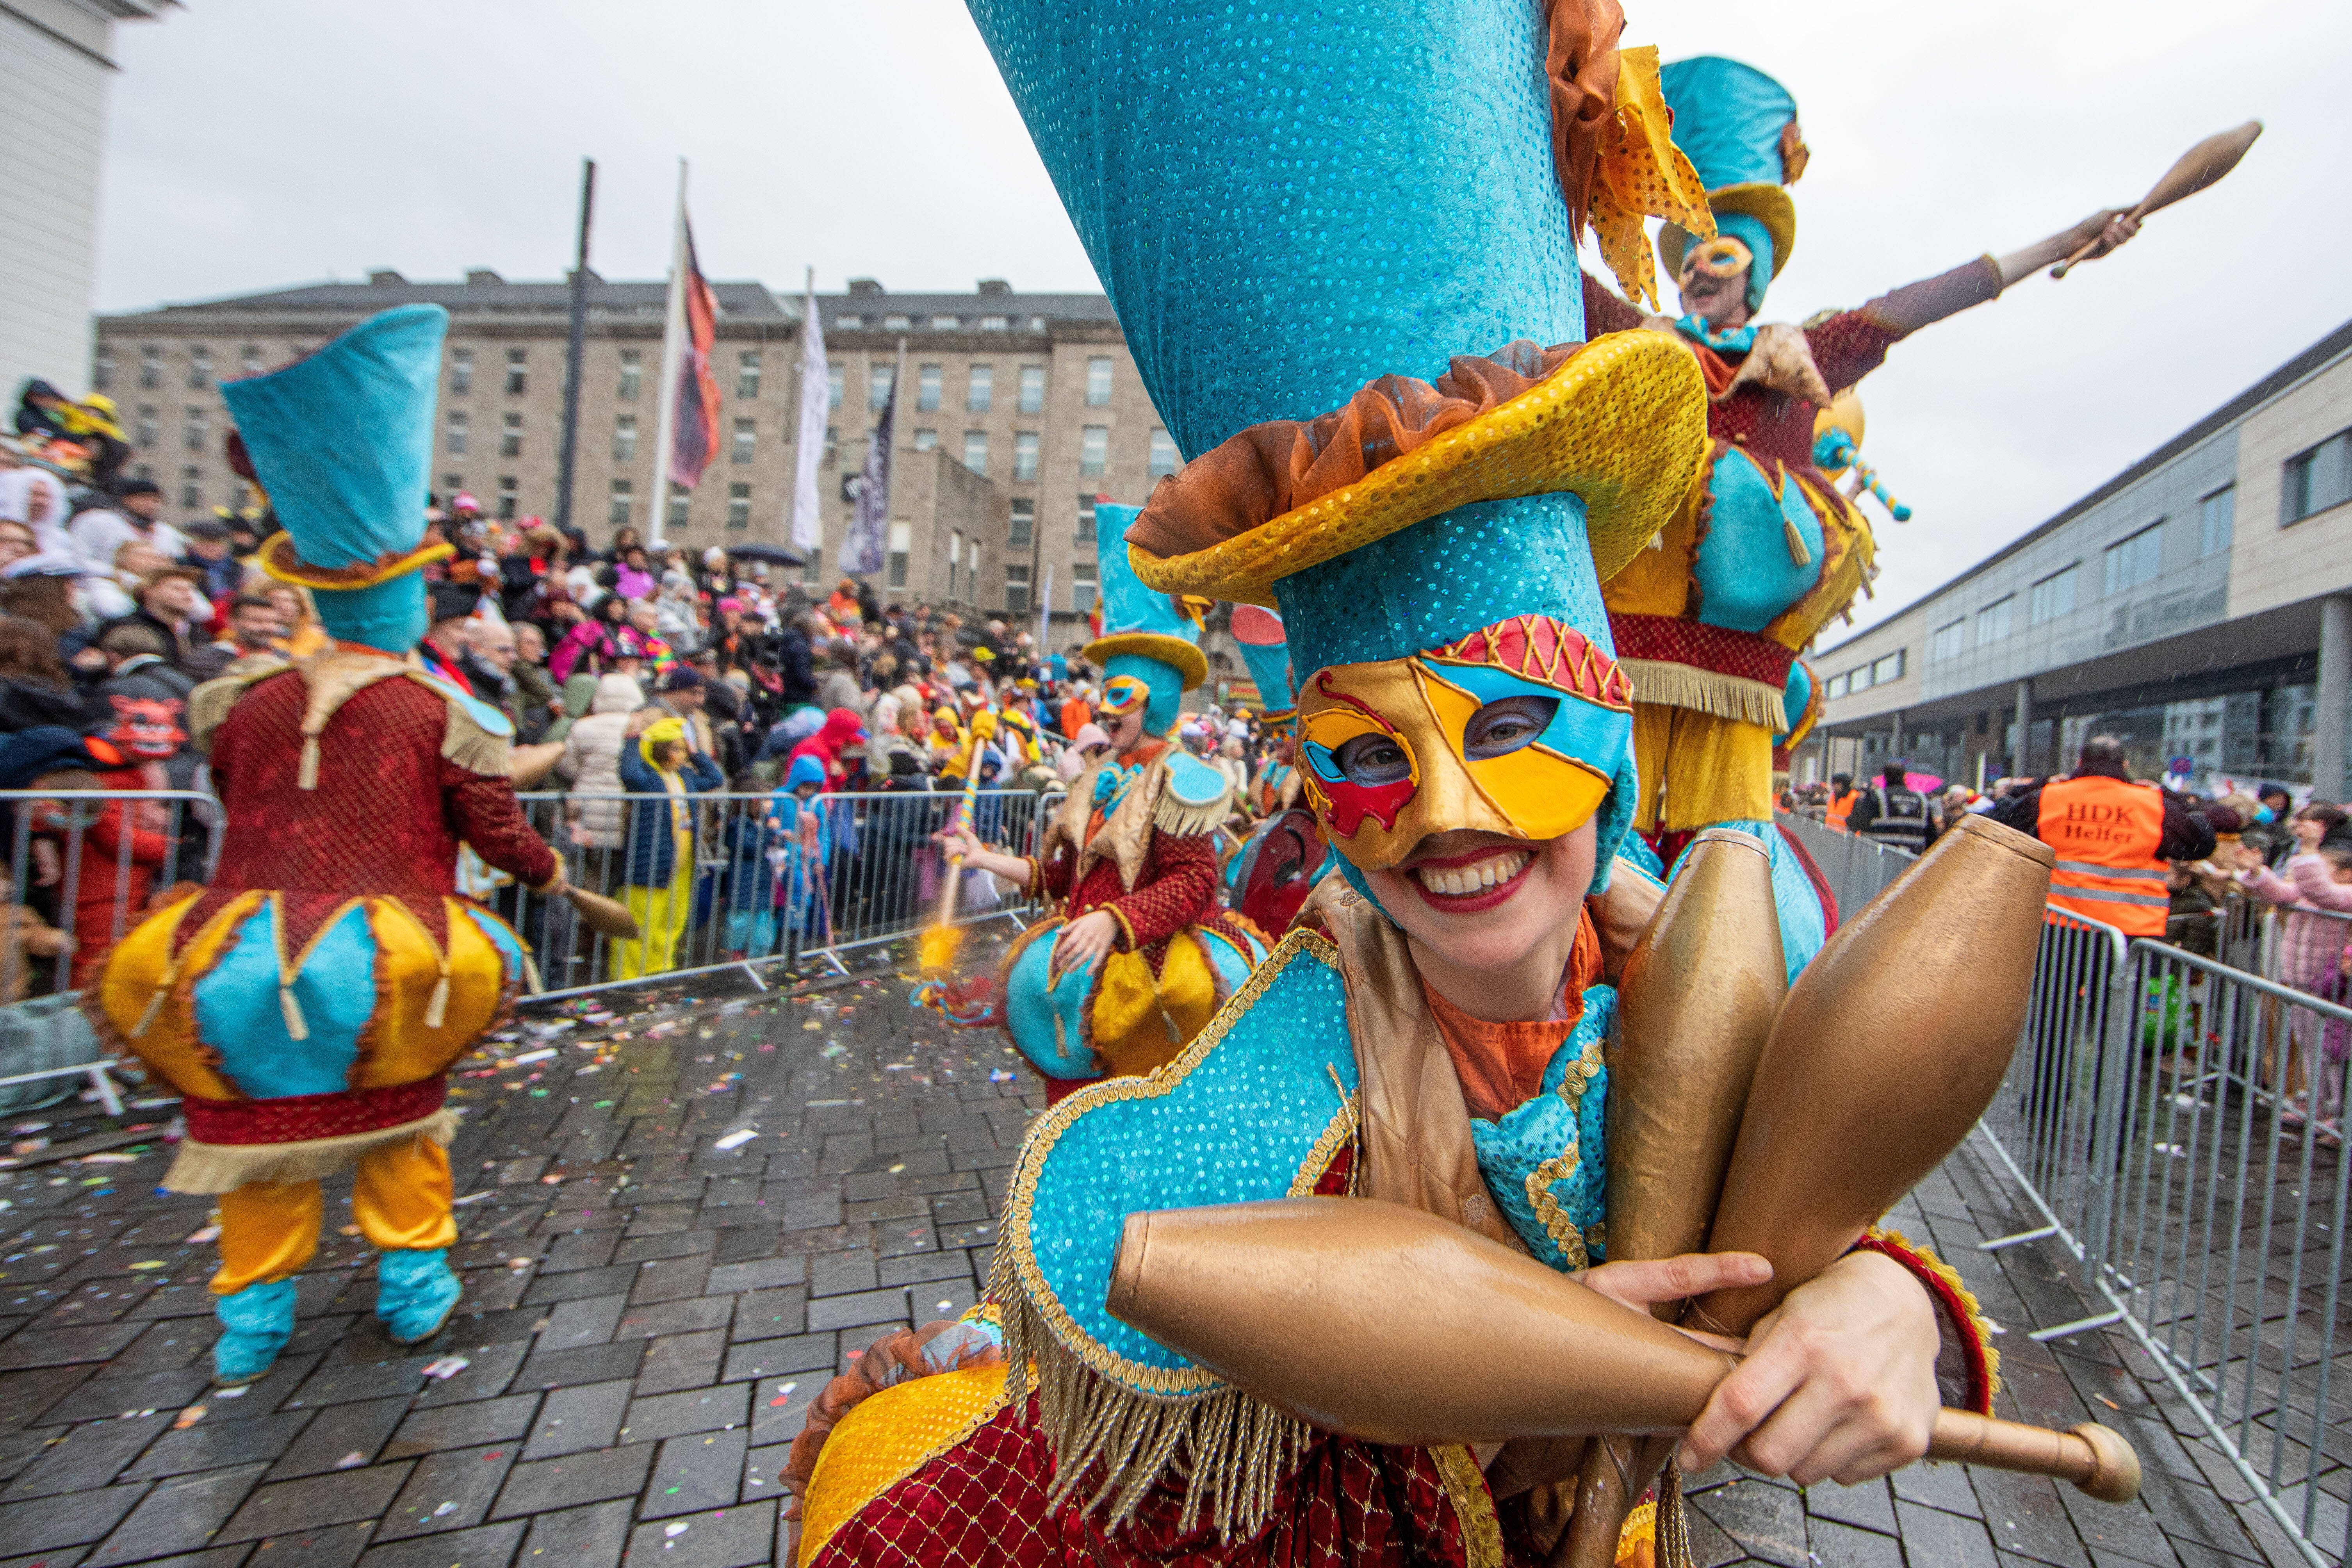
[611,713,722,976]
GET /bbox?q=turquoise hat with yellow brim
[1651,57,1806,288]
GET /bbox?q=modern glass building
[1804,316,2352,800]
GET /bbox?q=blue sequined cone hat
[968,0,1711,886]
[223,303,454,653]
[1653,57,1808,310]
[1082,502,1207,736]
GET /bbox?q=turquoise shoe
[375,1248,461,1344]
[213,1278,297,1386]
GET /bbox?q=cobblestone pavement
[0,924,2313,1568]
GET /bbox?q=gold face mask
[1295,618,1634,871]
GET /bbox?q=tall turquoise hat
[968,0,1708,873]
[1654,57,1806,306]
[1083,501,1205,736]
[224,303,454,653]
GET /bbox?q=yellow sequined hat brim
[1082,632,1209,691]
[1129,330,1709,608]
[1659,183,1796,282]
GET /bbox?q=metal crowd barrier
[0,788,220,1115]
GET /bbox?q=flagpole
[552,157,597,541]
[648,158,689,549]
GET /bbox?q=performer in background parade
[938,529,1267,1101]
[94,305,565,1386]
[1588,55,2148,976]
[779,5,2059,1565]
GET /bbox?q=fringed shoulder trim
[438,692,513,777]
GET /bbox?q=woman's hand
[1677,1249,1941,1487]
[1049,909,1121,978]
[1575,1251,1770,1340]
[936,825,982,862]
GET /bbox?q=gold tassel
[297,735,321,790]
[279,984,308,1041]
[132,984,171,1039]
[1657,1460,1693,1568]
[1783,515,1813,567]
[424,974,450,1030]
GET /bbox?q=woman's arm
[935,823,1032,889]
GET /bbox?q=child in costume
[1586,56,2145,973]
[937,535,1267,1101]
[786,5,1997,1565]
[613,715,723,978]
[94,305,563,1386]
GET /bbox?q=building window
[1975,595,2013,644]
[449,348,474,396]
[962,430,988,476]
[1824,672,1848,700]
[500,412,523,458]
[240,344,263,375]
[869,361,894,411]
[139,346,160,389]
[1870,650,1905,686]
[917,363,943,412]
[732,417,756,465]
[913,428,937,451]
[1019,364,1045,413]
[187,346,212,388]
[1085,357,1113,406]
[1009,496,1034,547]
[504,349,527,396]
[823,426,839,466]
[135,406,157,447]
[2283,431,2351,526]
[182,406,207,453]
[727,483,752,529]
[888,521,911,590]
[497,476,518,519]
[446,411,469,456]
[1073,561,1098,613]
[2028,563,2078,625]
[614,413,637,463]
[1930,620,1965,662]
[737,351,762,400]
[802,546,822,584]
[609,478,633,526]
[667,483,689,529]
[441,473,463,497]
[968,365,993,413]
[923,314,953,330]
[2199,486,2235,556]
[2101,520,2165,596]
[827,363,845,411]
[1076,493,1097,541]
[1148,428,1179,478]
[835,315,862,331]
[980,315,1009,331]
[618,350,641,401]
[949,529,963,601]
[1014,431,1040,482]
[883,314,911,331]
[178,465,201,508]
[1080,425,1109,477]
[1006,562,1033,615]
[92,350,114,390]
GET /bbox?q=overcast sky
[94,0,2352,643]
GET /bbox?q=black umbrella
[725,543,807,567]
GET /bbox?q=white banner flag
[788,276,828,552]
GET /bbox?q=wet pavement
[0,922,2311,1568]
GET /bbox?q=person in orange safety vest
[1824,772,1858,832]
[1987,734,2215,936]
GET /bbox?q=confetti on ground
[711,1128,757,1151]
[335,1450,367,1468]
[421,1355,471,1380]
[173,1406,206,1429]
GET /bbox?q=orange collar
[1421,908,1602,1123]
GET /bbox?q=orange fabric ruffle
[1422,909,1604,1123]
[1126,340,1578,563]
[1543,0,1627,241]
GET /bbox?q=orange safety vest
[2037,774,2170,936]
[1825,789,1856,832]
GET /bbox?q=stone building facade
[93,273,1193,654]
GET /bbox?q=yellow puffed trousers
[211,1136,456,1296]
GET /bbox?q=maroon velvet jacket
[189,666,557,957]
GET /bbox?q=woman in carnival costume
[938,537,1269,1101]
[1223,604,1333,933]
[1587,56,2143,974]
[94,305,563,1386]
[786,4,2001,1564]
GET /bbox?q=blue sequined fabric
[1474,984,1616,1269]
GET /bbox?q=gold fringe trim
[161,1108,458,1195]
[188,669,271,755]
[441,699,513,778]
[1620,659,1786,728]
[993,1251,1311,1541]
[296,736,321,791]
[1429,1442,1505,1568]
[1152,781,1233,839]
